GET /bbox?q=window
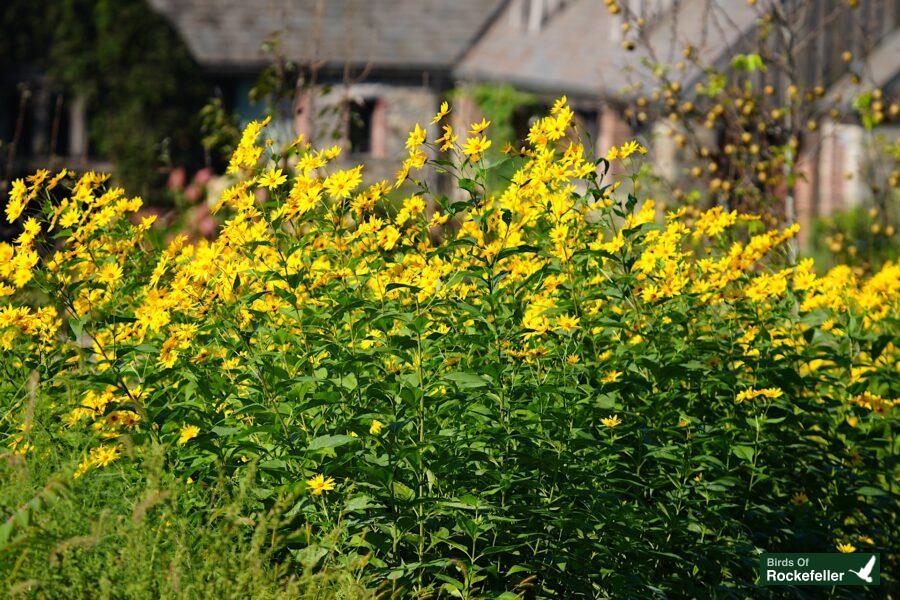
[349,99,377,155]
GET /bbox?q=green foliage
[2,0,209,198]
[53,0,209,196]
[811,206,899,273]
[730,53,766,73]
[0,437,370,598]
[200,97,242,168]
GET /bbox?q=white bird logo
[848,555,876,583]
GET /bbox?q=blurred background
[1,0,898,268]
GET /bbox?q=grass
[1,433,371,599]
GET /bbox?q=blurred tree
[199,96,241,170]
[1,0,210,200]
[611,0,898,251]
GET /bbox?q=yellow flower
[601,370,621,384]
[469,118,490,135]
[47,169,68,190]
[73,444,121,478]
[60,209,81,229]
[790,492,808,505]
[91,444,121,467]
[407,149,426,169]
[395,195,426,225]
[306,473,336,496]
[836,543,856,553]
[324,166,363,199]
[694,206,737,238]
[297,152,327,173]
[17,217,41,246]
[436,124,457,151]
[227,117,270,173]
[591,232,625,254]
[850,391,898,415]
[258,168,287,190]
[462,135,492,161]
[405,124,426,149]
[178,425,200,445]
[735,387,784,402]
[550,96,568,114]
[5,179,29,223]
[369,419,384,435]
[97,262,123,287]
[431,101,450,124]
[618,140,647,159]
[377,225,401,251]
[427,211,450,229]
[601,415,622,428]
[555,314,579,332]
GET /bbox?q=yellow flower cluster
[851,391,898,416]
[735,387,785,402]
[73,444,121,478]
[2,96,897,482]
[605,139,647,161]
[227,117,270,174]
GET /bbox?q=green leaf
[391,481,415,501]
[459,178,478,195]
[308,434,356,451]
[211,426,241,436]
[731,53,766,72]
[69,315,87,339]
[344,495,375,512]
[337,373,357,391]
[731,445,755,462]
[595,394,617,409]
[444,371,489,389]
[292,544,328,568]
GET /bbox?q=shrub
[1,99,897,596]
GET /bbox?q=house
[146,0,507,183]
[146,0,743,188]
[3,0,896,243]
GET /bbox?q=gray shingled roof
[456,0,632,97]
[456,0,758,99]
[148,0,764,99]
[148,0,506,70]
